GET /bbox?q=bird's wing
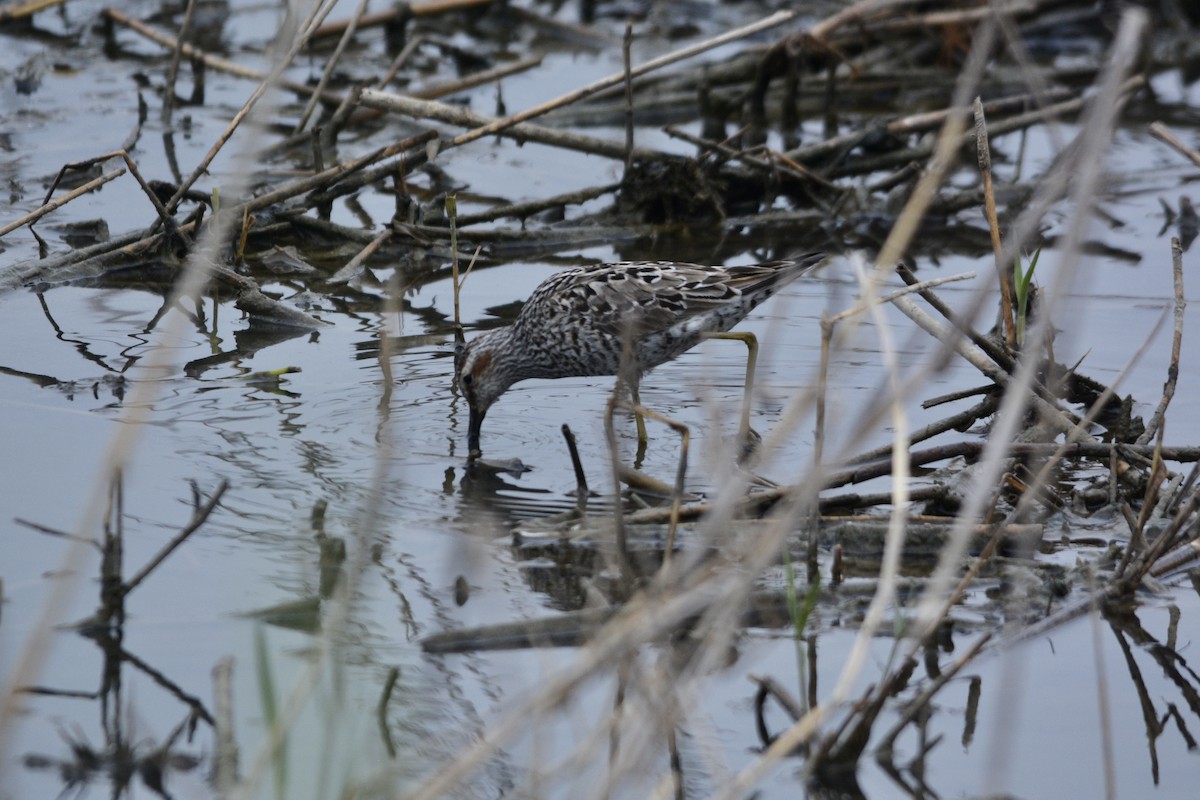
[529,261,785,338]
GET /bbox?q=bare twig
[447,9,798,150]
[294,0,370,134]
[161,0,196,125]
[0,0,65,23]
[359,88,673,162]
[1149,121,1200,167]
[975,97,1016,346]
[326,228,393,284]
[0,168,126,239]
[1136,237,1185,445]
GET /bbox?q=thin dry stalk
[454,183,619,226]
[447,194,462,333]
[327,228,393,284]
[810,313,831,579]
[1089,573,1118,800]
[613,399,689,563]
[309,0,492,39]
[161,0,196,125]
[416,54,545,100]
[210,657,237,793]
[623,21,635,173]
[294,0,371,134]
[37,150,177,235]
[1136,237,1185,445]
[1149,121,1200,167]
[827,256,911,704]
[377,35,423,89]
[908,8,1148,642]
[808,0,933,40]
[359,88,672,162]
[863,0,1038,34]
[562,425,589,517]
[603,394,633,585]
[0,167,125,238]
[975,97,1016,346]
[160,0,343,215]
[446,9,798,149]
[0,0,65,21]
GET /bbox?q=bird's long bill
[467,405,485,459]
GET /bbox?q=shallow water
[2,1,1200,798]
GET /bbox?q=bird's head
[456,332,513,459]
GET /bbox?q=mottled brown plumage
[456,252,826,457]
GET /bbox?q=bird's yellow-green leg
[702,331,758,449]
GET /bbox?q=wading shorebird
[455,252,827,459]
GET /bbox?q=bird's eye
[463,374,474,386]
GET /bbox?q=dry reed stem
[359,88,673,162]
[454,183,619,227]
[825,255,912,707]
[326,228,392,284]
[446,9,798,150]
[623,21,635,173]
[603,394,634,586]
[210,656,237,793]
[309,0,492,38]
[294,0,370,134]
[1148,535,1200,577]
[1149,121,1200,167]
[160,0,196,126]
[810,313,831,578]
[908,8,1148,644]
[157,0,342,214]
[415,54,546,100]
[1136,237,1186,445]
[975,97,1016,346]
[0,167,125,238]
[232,200,407,800]
[1089,572,1118,800]
[613,399,689,563]
[864,0,1039,33]
[808,0,933,41]
[377,35,423,89]
[447,194,461,332]
[713,12,1132,791]
[561,425,589,518]
[0,0,64,22]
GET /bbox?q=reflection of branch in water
[17,476,226,796]
[1108,608,1200,782]
[1110,614,1166,783]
